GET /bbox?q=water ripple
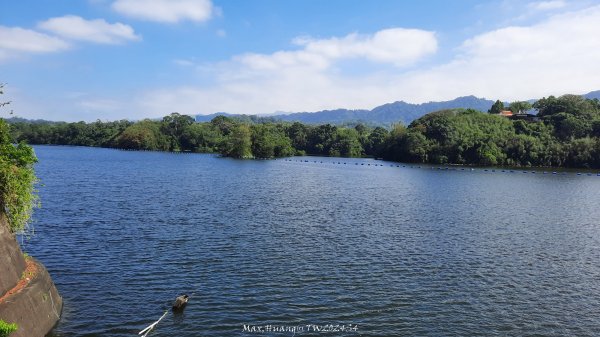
[18,146,600,337]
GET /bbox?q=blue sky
[1,0,600,121]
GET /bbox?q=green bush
[0,320,18,337]
[0,119,39,233]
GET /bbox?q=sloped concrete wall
[0,259,62,337]
[0,214,26,296]
[0,215,62,337]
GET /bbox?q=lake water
[21,146,600,336]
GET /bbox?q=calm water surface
[21,146,600,336]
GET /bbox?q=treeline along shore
[8,94,600,169]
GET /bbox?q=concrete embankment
[0,214,62,337]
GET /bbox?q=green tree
[285,122,309,154]
[488,100,505,114]
[221,124,253,158]
[251,124,294,158]
[534,94,599,117]
[180,123,222,152]
[117,120,169,150]
[0,121,38,233]
[566,137,597,168]
[210,115,236,136]
[307,124,337,155]
[548,113,592,140]
[365,126,389,158]
[161,112,194,151]
[330,128,363,157]
[508,101,532,114]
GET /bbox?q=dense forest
[6,94,600,169]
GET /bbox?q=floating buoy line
[278,158,600,177]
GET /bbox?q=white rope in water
[139,310,169,337]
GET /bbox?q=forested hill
[196,96,496,126]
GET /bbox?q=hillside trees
[7,92,600,168]
[1,87,38,233]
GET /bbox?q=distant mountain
[276,96,496,126]
[195,92,600,126]
[4,117,59,124]
[276,108,370,124]
[196,96,497,126]
[195,112,278,124]
[195,112,236,122]
[584,90,600,100]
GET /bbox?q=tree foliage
[7,93,600,169]
[488,100,504,114]
[508,101,532,114]
[0,120,38,233]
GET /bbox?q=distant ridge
[196,95,497,126]
[584,90,600,100]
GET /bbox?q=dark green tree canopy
[508,101,532,114]
[488,100,505,114]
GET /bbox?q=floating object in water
[172,294,189,312]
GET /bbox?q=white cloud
[10,4,600,121]
[235,28,437,72]
[136,28,439,115]
[0,25,70,62]
[528,0,567,11]
[133,6,600,117]
[112,0,215,23]
[297,28,438,67]
[38,15,140,44]
[400,4,600,102]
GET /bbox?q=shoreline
[31,144,600,173]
